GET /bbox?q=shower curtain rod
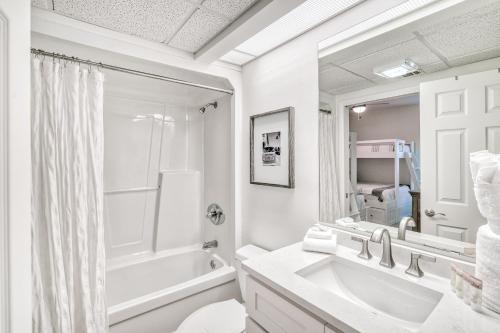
[31,48,234,95]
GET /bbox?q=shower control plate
[206,203,225,225]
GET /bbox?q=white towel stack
[302,224,337,254]
[470,151,500,313]
[476,225,500,313]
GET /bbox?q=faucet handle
[351,236,372,260]
[405,252,436,277]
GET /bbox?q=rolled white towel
[476,225,500,313]
[302,233,337,254]
[335,217,360,228]
[474,184,500,233]
[476,163,500,184]
[470,151,497,183]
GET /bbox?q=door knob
[424,209,446,218]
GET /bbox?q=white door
[0,1,31,332]
[420,69,500,242]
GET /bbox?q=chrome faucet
[370,228,395,268]
[351,236,372,260]
[398,216,417,240]
[405,252,436,277]
[202,240,218,250]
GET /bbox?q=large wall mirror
[318,1,500,261]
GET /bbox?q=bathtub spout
[202,240,218,250]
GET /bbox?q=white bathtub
[107,246,238,333]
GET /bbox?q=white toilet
[175,245,268,333]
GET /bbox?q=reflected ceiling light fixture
[351,104,366,120]
[373,59,420,78]
[351,105,366,113]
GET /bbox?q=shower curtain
[319,110,341,222]
[31,58,107,333]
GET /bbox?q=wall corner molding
[0,8,9,333]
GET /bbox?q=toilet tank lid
[235,244,268,261]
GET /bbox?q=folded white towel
[306,228,333,240]
[476,225,500,314]
[302,233,337,254]
[335,217,360,228]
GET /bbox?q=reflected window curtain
[319,110,341,222]
[31,58,107,333]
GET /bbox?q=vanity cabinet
[246,276,343,333]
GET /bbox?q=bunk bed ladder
[405,151,421,191]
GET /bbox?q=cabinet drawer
[366,207,387,224]
[246,276,324,333]
[247,317,268,333]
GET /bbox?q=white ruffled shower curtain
[31,58,107,333]
[319,110,342,222]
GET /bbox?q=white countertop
[242,242,500,333]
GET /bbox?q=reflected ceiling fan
[350,101,390,119]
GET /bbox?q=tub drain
[210,260,216,270]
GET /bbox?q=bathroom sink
[296,256,443,329]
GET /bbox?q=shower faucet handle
[206,203,225,225]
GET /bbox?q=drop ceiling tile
[419,2,500,61]
[324,34,416,66]
[169,8,229,53]
[202,0,257,19]
[53,0,196,42]
[32,0,52,9]
[420,61,449,74]
[319,66,371,93]
[319,63,335,72]
[328,80,375,95]
[448,46,500,67]
[341,39,443,81]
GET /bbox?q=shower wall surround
[31,33,235,266]
[103,92,202,259]
[103,77,232,262]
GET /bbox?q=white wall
[0,0,32,332]
[350,104,419,185]
[240,0,408,250]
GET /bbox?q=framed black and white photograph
[250,107,294,188]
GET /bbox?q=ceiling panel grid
[319,1,500,95]
[33,0,258,53]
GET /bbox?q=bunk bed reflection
[349,136,421,229]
